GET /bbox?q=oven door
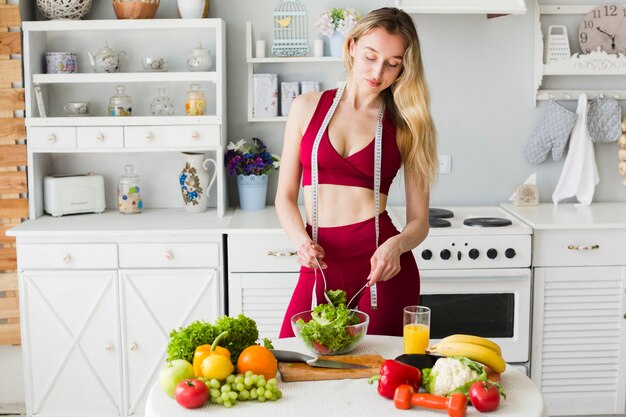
[419,268,531,364]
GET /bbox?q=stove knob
[469,249,480,259]
[457,251,462,261]
[487,248,498,259]
[421,249,433,260]
[505,248,516,259]
[440,249,451,260]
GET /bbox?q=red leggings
[279,211,420,338]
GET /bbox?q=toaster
[44,173,106,217]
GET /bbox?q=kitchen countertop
[501,203,626,230]
[145,335,547,417]
[5,208,234,238]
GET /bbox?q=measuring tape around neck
[310,86,384,310]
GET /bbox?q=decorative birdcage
[272,0,310,57]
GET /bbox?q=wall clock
[578,4,626,55]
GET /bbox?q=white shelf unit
[245,22,342,123]
[533,2,626,104]
[22,18,228,218]
[395,0,527,14]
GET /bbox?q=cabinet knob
[191,132,200,140]
[567,244,599,251]
[129,343,138,352]
[104,344,113,352]
[48,134,57,143]
[62,254,71,263]
[267,250,297,257]
[164,251,174,260]
[145,133,154,141]
[96,134,104,142]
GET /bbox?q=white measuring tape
[310,85,384,310]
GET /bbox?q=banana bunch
[427,334,506,373]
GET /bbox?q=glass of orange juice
[403,306,431,354]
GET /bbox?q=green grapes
[201,372,283,408]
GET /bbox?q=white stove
[389,206,532,270]
[388,206,533,367]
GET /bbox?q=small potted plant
[225,138,280,211]
[316,7,361,57]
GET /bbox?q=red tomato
[313,341,333,354]
[469,381,501,412]
[174,379,208,409]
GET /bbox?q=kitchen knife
[270,350,370,369]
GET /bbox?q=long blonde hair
[343,7,437,192]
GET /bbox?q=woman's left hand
[367,237,402,286]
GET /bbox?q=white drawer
[124,126,169,148]
[28,127,76,150]
[533,229,626,267]
[124,125,220,149]
[119,242,219,268]
[18,243,118,269]
[175,125,220,148]
[77,126,124,149]
[228,234,299,272]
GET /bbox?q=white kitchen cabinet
[245,22,342,122]
[502,203,626,416]
[226,208,301,338]
[19,270,123,417]
[22,19,227,217]
[227,233,299,338]
[119,268,219,416]
[532,265,626,416]
[9,212,228,417]
[229,272,299,338]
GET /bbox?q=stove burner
[429,217,451,228]
[463,217,513,227]
[429,208,454,219]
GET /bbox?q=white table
[146,336,548,417]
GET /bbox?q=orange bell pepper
[192,331,231,377]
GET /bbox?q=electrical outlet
[438,154,451,174]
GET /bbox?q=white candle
[255,40,266,58]
[313,39,324,57]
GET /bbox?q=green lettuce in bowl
[290,290,369,355]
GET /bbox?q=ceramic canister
[45,52,78,74]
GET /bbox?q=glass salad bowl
[291,309,369,355]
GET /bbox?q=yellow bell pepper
[194,331,234,380]
[193,333,231,377]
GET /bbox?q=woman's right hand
[297,241,327,269]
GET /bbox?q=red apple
[174,379,209,409]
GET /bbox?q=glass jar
[150,88,175,116]
[109,85,132,116]
[117,164,142,214]
[185,83,206,116]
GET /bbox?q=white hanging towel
[552,93,600,206]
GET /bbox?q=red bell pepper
[368,359,422,399]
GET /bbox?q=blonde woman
[276,7,437,337]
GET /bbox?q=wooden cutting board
[278,354,386,382]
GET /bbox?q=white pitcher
[177,0,206,18]
[179,152,217,213]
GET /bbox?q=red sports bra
[300,89,402,195]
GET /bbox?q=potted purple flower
[225,138,280,210]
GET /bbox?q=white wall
[3,0,626,408]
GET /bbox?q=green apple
[159,359,195,398]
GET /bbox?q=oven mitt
[586,97,622,143]
[525,100,577,165]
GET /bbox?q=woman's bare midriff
[303,184,388,227]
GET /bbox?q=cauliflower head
[422,356,486,396]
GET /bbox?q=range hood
[395,0,527,15]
